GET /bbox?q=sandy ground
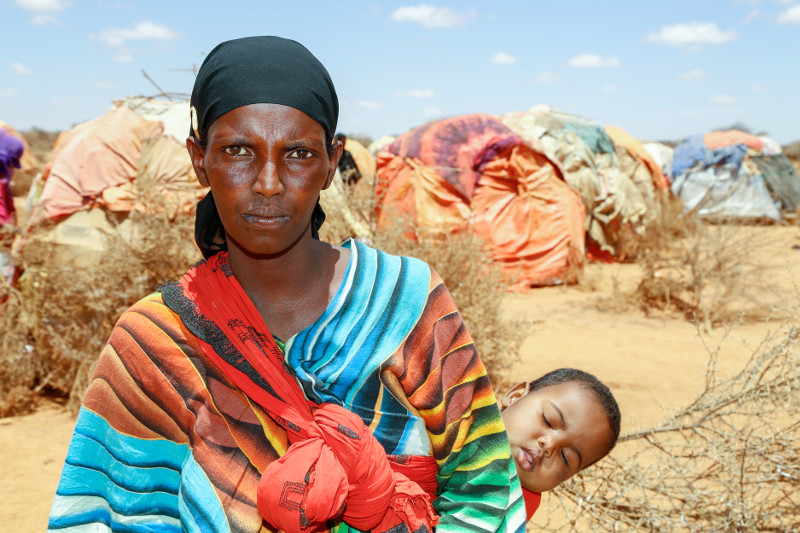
[2,224,799,532]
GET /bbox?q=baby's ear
[500,382,531,410]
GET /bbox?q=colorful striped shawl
[48,239,526,532]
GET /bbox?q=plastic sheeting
[704,130,763,152]
[136,135,206,217]
[502,109,647,260]
[671,132,800,221]
[643,142,674,178]
[605,125,668,194]
[752,154,800,211]
[671,166,781,220]
[375,113,585,289]
[26,105,164,226]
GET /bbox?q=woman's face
[187,103,339,257]
[501,381,612,493]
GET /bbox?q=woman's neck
[225,238,349,340]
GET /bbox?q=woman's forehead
[208,103,327,141]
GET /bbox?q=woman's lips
[243,212,288,228]
[517,448,541,471]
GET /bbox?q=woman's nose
[252,161,284,198]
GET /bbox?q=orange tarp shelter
[375,113,585,290]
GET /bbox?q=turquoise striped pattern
[286,240,431,453]
[48,409,227,532]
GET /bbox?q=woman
[48,36,526,533]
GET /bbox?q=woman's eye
[542,412,553,429]
[561,450,569,467]
[224,146,248,156]
[288,149,312,159]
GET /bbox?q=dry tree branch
[537,320,800,532]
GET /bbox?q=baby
[500,367,621,520]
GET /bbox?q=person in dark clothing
[335,132,362,186]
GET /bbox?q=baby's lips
[517,448,540,471]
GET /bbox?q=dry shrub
[536,320,800,532]
[0,188,200,416]
[614,197,782,330]
[318,178,375,245]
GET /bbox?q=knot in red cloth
[258,402,437,533]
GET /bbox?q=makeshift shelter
[605,125,669,200]
[368,136,396,157]
[671,130,800,221]
[644,142,675,178]
[17,98,206,266]
[502,106,649,261]
[375,113,585,290]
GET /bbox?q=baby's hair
[530,368,621,454]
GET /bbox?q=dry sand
[2,224,799,532]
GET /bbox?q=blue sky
[3,1,800,144]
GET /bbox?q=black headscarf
[190,36,338,258]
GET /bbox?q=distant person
[0,130,23,290]
[0,129,23,227]
[335,132,362,186]
[500,367,621,521]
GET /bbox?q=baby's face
[501,382,611,493]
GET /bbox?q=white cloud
[750,84,768,91]
[390,5,475,28]
[567,54,620,68]
[112,48,133,62]
[743,9,759,24]
[394,89,436,98]
[14,0,71,25]
[777,5,800,25]
[0,88,21,97]
[647,22,738,47]
[603,84,618,93]
[710,94,737,104]
[423,107,443,117]
[537,72,561,85]
[97,1,135,10]
[95,21,181,47]
[11,62,33,75]
[678,68,706,81]
[358,100,383,110]
[491,52,516,65]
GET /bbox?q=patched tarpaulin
[671,132,800,220]
[375,113,585,289]
[671,166,781,220]
[26,105,164,226]
[752,154,800,211]
[503,108,648,261]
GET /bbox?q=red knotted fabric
[177,253,439,533]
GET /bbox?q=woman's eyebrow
[214,135,251,146]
